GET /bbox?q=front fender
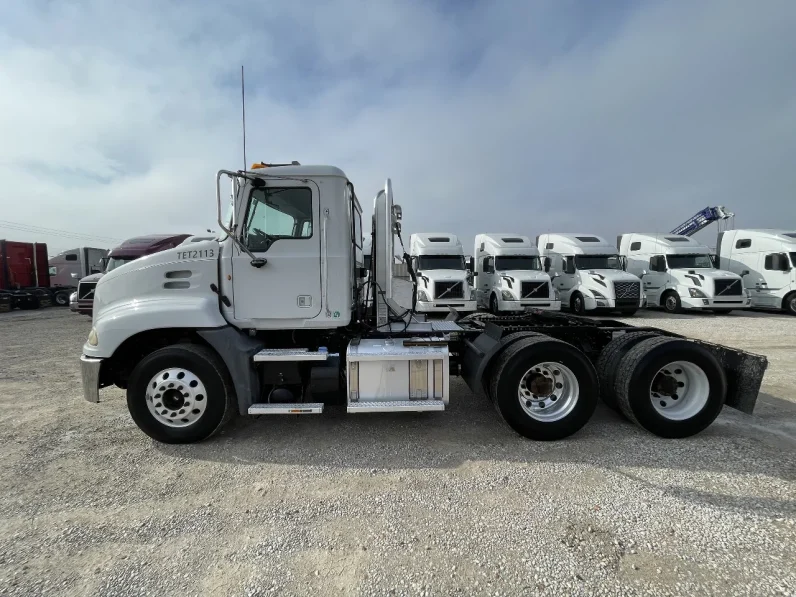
[83,296,227,358]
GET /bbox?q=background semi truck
[618,233,750,314]
[409,233,476,314]
[47,247,108,306]
[537,234,644,315]
[80,163,766,447]
[0,239,54,310]
[473,233,561,313]
[73,233,191,315]
[716,229,796,314]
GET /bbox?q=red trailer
[0,240,54,311]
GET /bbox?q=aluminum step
[253,348,331,362]
[248,403,324,415]
[347,400,445,413]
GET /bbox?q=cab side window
[242,187,313,252]
[735,239,752,249]
[484,257,494,273]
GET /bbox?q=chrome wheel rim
[789,297,796,313]
[650,361,709,420]
[145,368,208,428]
[574,297,582,312]
[665,295,677,311]
[517,362,579,422]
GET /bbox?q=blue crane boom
[670,206,734,237]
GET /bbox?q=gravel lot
[1,304,795,597]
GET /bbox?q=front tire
[54,290,71,306]
[490,294,501,315]
[662,291,682,314]
[614,337,726,438]
[489,336,598,440]
[784,292,796,315]
[571,292,585,315]
[126,343,236,444]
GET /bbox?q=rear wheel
[595,331,660,409]
[489,336,598,440]
[615,336,726,438]
[126,343,236,444]
[662,291,682,314]
[54,290,71,306]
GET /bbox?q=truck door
[759,252,791,307]
[641,255,667,305]
[553,256,577,303]
[231,181,322,321]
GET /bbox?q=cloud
[1,0,794,255]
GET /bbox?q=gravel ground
[1,304,795,597]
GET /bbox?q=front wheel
[489,336,598,441]
[784,293,796,315]
[126,343,236,443]
[54,290,71,306]
[571,292,585,315]
[490,294,501,315]
[662,291,682,314]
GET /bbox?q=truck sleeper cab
[619,233,751,314]
[537,234,644,315]
[716,229,796,315]
[409,233,476,314]
[79,164,767,447]
[473,233,561,313]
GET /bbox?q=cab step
[248,403,324,415]
[347,400,445,413]
[253,348,332,362]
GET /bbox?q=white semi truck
[716,229,796,315]
[536,234,645,316]
[79,163,767,444]
[618,233,751,314]
[473,234,561,313]
[409,233,476,314]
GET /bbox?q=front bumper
[500,299,562,312]
[416,300,477,313]
[681,295,751,310]
[584,296,643,311]
[80,355,103,403]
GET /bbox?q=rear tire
[54,290,71,306]
[460,312,497,322]
[126,343,236,444]
[595,331,660,409]
[661,291,682,314]
[489,336,598,440]
[614,336,726,438]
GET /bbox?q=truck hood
[582,269,640,283]
[671,268,739,280]
[418,270,469,283]
[79,272,105,284]
[497,270,550,282]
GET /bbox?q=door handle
[250,257,267,268]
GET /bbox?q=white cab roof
[245,164,348,179]
[476,233,538,256]
[729,229,796,241]
[624,233,710,253]
[539,233,617,255]
[410,233,463,255]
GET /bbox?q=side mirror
[543,257,551,273]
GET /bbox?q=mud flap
[695,340,768,414]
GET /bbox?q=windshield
[105,256,136,272]
[495,255,541,271]
[574,254,622,270]
[666,254,714,269]
[417,255,465,271]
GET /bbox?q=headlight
[591,289,606,300]
[418,290,430,301]
[88,328,98,346]
[501,290,514,300]
[688,288,707,298]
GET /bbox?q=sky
[1,0,795,256]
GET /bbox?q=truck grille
[613,281,640,299]
[78,282,97,300]
[521,281,549,299]
[714,279,742,296]
[434,281,463,299]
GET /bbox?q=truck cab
[618,233,751,314]
[716,229,796,314]
[409,233,476,314]
[537,234,644,315]
[473,233,561,313]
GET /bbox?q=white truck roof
[475,234,539,256]
[410,233,463,255]
[724,229,796,242]
[538,233,617,255]
[621,233,710,254]
[245,164,348,179]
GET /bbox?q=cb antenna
[241,65,247,171]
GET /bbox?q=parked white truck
[537,234,644,315]
[618,233,751,314]
[79,162,767,445]
[716,229,796,315]
[473,234,561,313]
[409,233,476,314]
